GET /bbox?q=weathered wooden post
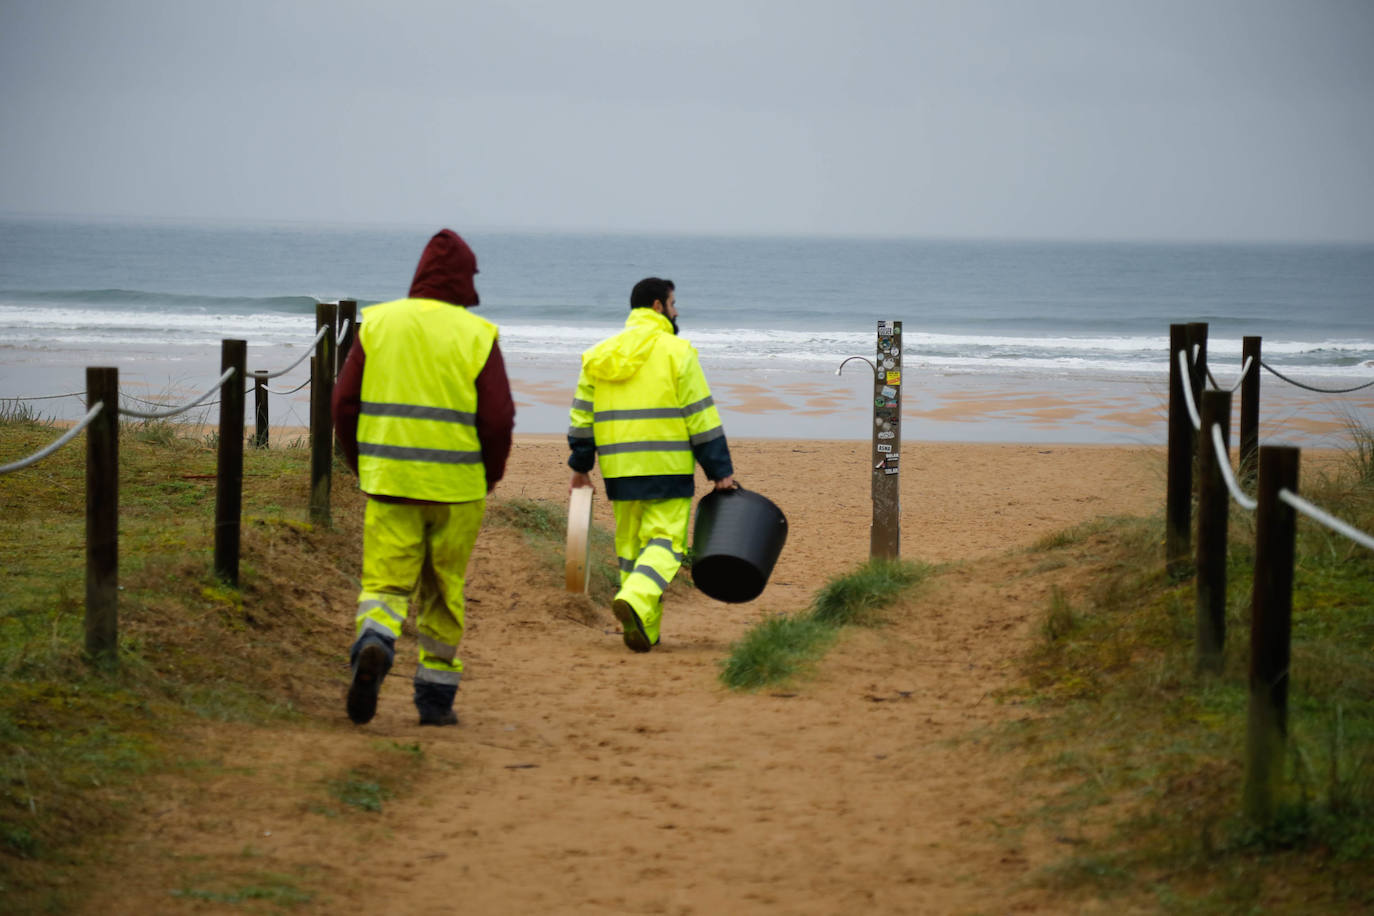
[311,303,338,526]
[337,299,358,371]
[1240,336,1261,481]
[252,370,269,448]
[214,339,247,586]
[1196,389,1231,674]
[85,366,119,664]
[1244,444,1300,824]
[1166,323,1194,577]
[870,320,902,560]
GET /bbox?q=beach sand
[66,432,1203,915]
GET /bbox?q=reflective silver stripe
[361,401,476,425]
[646,538,685,562]
[419,634,458,662]
[568,425,595,439]
[358,598,405,625]
[358,618,400,641]
[689,427,725,446]
[595,407,683,421]
[358,442,483,464]
[597,440,691,455]
[571,398,593,412]
[630,563,671,590]
[618,557,635,572]
[415,666,462,686]
[682,396,715,416]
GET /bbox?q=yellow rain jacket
[568,308,732,501]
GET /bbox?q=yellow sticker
[886,370,901,385]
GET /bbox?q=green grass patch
[170,867,316,907]
[809,558,932,626]
[0,413,365,910]
[718,615,836,690]
[719,558,930,690]
[995,438,1374,912]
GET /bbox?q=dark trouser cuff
[413,680,458,716]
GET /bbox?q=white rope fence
[0,403,105,475]
[1210,423,1258,511]
[255,317,349,380]
[1280,490,1374,552]
[1205,355,1254,394]
[1177,347,1374,553]
[1,312,352,471]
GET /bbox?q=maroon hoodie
[333,229,515,496]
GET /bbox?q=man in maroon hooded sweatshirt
[333,229,514,727]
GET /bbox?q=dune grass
[998,437,1374,912]
[719,558,931,690]
[0,414,368,911]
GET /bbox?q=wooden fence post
[1240,336,1261,482]
[870,320,902,560]
[252,370,269,448]
[85,366,119,664]
[214,340,247,586]
[1166,323,1194,577]
[311,303,337,526]
[1244,444,1300,824]
[1196,389,1231,674]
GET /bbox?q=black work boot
[414,680,459,727]
[612,598,653,653]
[346,632,395,725]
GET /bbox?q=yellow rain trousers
[613,497,692,644]
[354,497,485,687]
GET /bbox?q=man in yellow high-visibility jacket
[568,277,734,652]
[334,229,514,726]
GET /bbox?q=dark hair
[630,277,675,309]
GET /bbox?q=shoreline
[3,342,1371,449]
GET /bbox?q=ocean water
[1,216,1371,441]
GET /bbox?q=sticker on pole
[565,486,594,593]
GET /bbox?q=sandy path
[79,438,1167,915]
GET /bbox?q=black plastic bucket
[691,486,788,603]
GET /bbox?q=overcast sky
[1,0,1371,242]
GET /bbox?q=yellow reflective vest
[569,308,726,485]
[357,298,497,502]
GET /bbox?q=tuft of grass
[719,558,929,691]
[0,400,46,426]
[718,615,835,690]
[809,558,931,627]
[171,872,315,906]
[329,771,393,813]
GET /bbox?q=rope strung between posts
[0,402,104,475]
[1205,355,1254,394]
[1179,348,1374,550]
[263,375,312,396]
[254,317,352,380]
[1259,359,1374,394]
[1177,349,1203,432]
[1209,423,1258,511]
[117,368,235,419]
[0,391,84,402]
[1280,489,1374,553]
